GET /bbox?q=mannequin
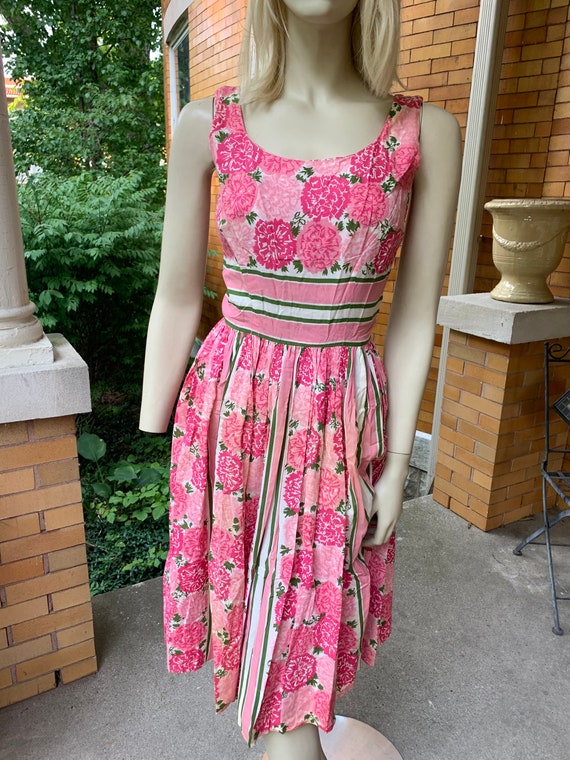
[140,1,461,758]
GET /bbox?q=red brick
[0,468,35,497]
[4,565,89,606]
[0,556,44,587]
[35,459,80,488]
[0,438,78,472]
[50,583,91,612]
[0,513,40,541]
[42,503,84,532]
[0,523,86,564]
[56,621,95,649]
[0,673,56,708]
[16,640,95,681]
[11,602,93,644]
[0,634,54,669]
[0,482,82,520]
[0,597,49,629]
[0,422,29,447]
[31,416,76,440]
[47,545,88,573]
[59,656,98,685]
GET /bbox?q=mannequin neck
[282,10,365,102]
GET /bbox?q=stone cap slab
[0,334,91,424]
[437,293,570,344]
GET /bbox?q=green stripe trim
[226,288,383,313]
[224,260,390,284]
[226,302,381,325]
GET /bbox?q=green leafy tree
[1,0,164,185]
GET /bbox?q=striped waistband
[222,294,379,347]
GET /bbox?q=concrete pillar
[0,50,52,367]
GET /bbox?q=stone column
[0,51,52,367]
[0,54,97,706]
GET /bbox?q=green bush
[18,169,164,385]
[78,432,171,595]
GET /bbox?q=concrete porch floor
[1,495,569,760]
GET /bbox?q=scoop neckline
[234,93,396,165]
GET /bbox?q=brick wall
[0,417,96,708]
[433,333,570,530]
[162,0,570,431]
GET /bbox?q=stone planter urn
[485,198,570,304]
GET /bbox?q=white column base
[0,332,54,369]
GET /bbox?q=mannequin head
[239,0,401,102]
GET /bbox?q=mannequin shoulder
[419,103,462,155]
[169,96,214,173]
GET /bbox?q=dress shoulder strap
[209,86,241,164]
[388,94,424,186]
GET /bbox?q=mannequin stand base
[262,716,402,760]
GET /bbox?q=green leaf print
[346,219,360,234]
[382,175,397,194]
[248,168,263,182]
[385,135,400,152]
[247,255,257,268]
[215,130,229,142]
[293,259,303,273]
[389,102,402,118]
[295,166,315,182]
[245,211,258,225]
[217,173,228,183]
[172,426,184,438]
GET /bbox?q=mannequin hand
[362,452,409,547]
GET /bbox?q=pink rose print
[315,507,345,547]
[315,615,339,657]
[190,456,208,491]
[394,93,423,109]
[299,512,317,547]
[254,219,296,270]
[217,450,243,494]
[295,549,314,588]
[297,347,314,386]
[178,561,208,594]
[339,623,358,651]
[269,343,284,381]
[237,333,253,370]
[374,229,403,275]
[223,217,255,266]
[347,181,387,226]
[220,172,258,219]
[298,219,341,273]
[253,374,270,409]
[222,411,245,450]
[211,526,245,570]
[169,649,205,672]
[284,471,303,512]
[316,581,342,619]
[333,426,345,459]
[254,691,283,734]
[221,639,242,671]
[250,421,268,458]
[288,428,321,471]
[392,146,419,183]
[300,175,350,220]
[314,389,330,426]
[350,143,391,183]
[275,587,297,622]
[169,620,206,650]
[336,651,358,691]
[317,469,344,511]
[217,133,262,173]
[261,173,303,220]
[260,153,303,175]
[378,618,392,643]
[210,562,231,598]
[282,653,317,692]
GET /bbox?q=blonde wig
[238,0,401,103]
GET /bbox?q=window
[169,21,190,130]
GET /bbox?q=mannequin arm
[364,104,462,545]
[139,98,214,433]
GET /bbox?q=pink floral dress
[164,86,423,746]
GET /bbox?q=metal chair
[513,341,570,635]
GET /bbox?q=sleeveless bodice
[209,86,423,346]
